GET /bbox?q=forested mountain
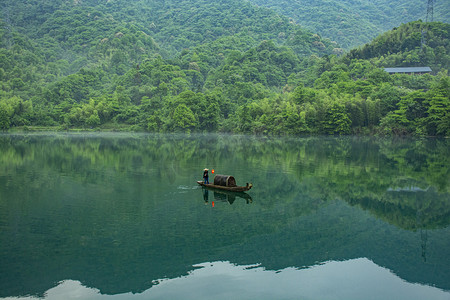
[2,0,336,58]
[0,0,449,136]
[248,0,450,49]
[347,21,449,72]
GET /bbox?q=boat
[197,181,253,192]
[197,174,253,192]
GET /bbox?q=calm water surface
[0,133,449,300]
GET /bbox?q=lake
[0,133,449,300]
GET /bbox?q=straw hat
[204,168,209,171]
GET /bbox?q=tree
[426,77,450,136]
[379,111,409,135]
[147,114,163,132]
[0,102,11,130]
[399,91,428,134]
[202,102,220,131]
[323,101,351,135]
[172,104,197,132]
[236,105,253,133]
[371,83,402,115]
[86,110,101,127]
[291,85,308,105]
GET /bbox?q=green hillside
[0,0,449,136]
[2,0,335,58]
[347,21,450,72]
[248,0,450,49]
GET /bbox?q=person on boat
[203,168,209,184]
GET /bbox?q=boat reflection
[201,187,253,205]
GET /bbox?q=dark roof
[384,67,432,73]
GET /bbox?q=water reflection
[201,187,253,205]
[2,259,449,300]
[0,133,449,299]
[202,188,209,204]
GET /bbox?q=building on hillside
[383,67,432,75]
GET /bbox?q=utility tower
[425,0,435,23]
[421,0,435,48]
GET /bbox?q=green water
[0,133,449,300]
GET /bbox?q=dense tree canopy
[347,21,450,72]
[0,0,449,136]
[248,0,450,49]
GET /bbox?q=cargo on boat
[197,174,252,192]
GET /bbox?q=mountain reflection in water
[0,133,449,299]
[3,259,449,300]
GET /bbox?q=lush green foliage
[1,0,449,136]
[248,0,450,49]
[347,21,450,72]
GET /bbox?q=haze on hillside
[249,0,450,49]
[0,0,449,136]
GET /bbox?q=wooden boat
[197,174,253,192]
[197,181,253,192]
